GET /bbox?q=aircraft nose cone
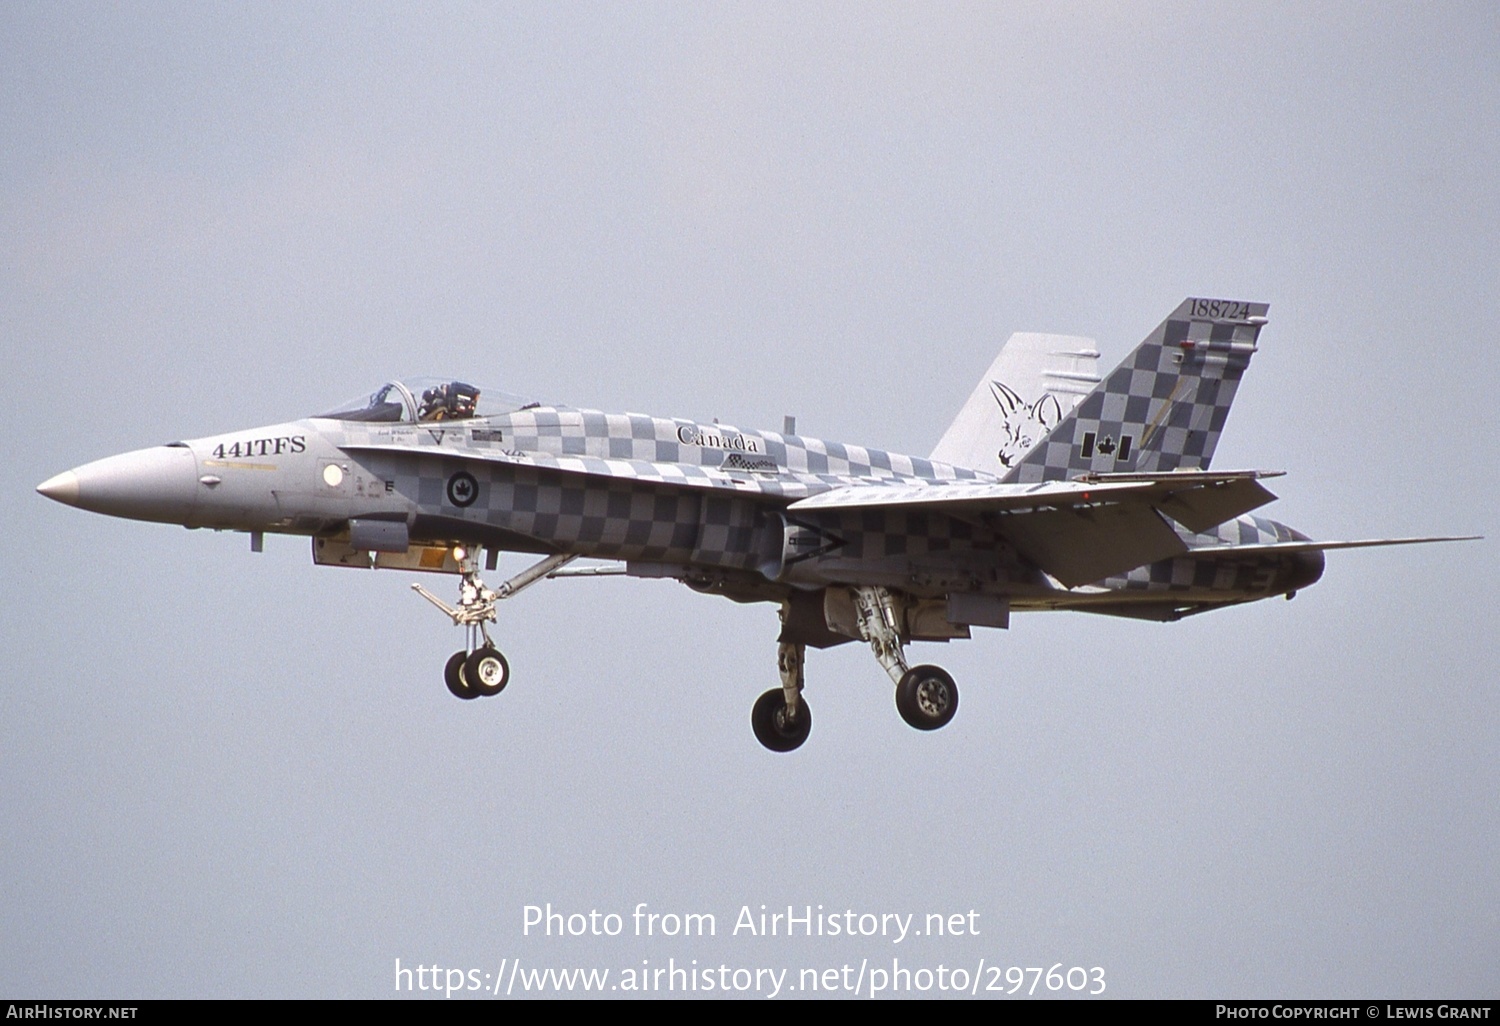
[38,445,199,524]
[36,471,81,506]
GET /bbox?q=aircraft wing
[339,441,825,499]
[787,471,1282,587]
[788,470,1278,529]
[348,437,1291,587]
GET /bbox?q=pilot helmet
[418,381,481,420]
[418,384,448,420]
[449,382,479,416]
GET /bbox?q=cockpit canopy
[316,378,537,423]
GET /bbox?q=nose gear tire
[465,647,510,696]
[445,650,479,700]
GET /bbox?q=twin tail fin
[1002,298,1269,484]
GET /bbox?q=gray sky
[3,1,1496,999]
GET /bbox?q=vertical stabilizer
[930,333,1101,476]
[1003,299,1269,483]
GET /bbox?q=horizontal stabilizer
[1076,470,1280,533]
[1001,502,1187,587]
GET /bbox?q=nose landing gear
[414,550,573,701]
[445,645,509,699]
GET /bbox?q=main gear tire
[751,689,812,752]
[896,665,958,731]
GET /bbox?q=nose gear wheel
[465,647,509,696]
[444,650,479,700]
[413,551,576,701]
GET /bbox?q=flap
[786,478,1144,514]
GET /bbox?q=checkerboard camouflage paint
[352,429,1298,601]
[333,298,1299,600]
[343,408,997,574]
[1103,514,1300,593]
[1006,298,1269,484]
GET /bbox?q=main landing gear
[850,584,959,732]
[751,642,812,752]
[751,585,960,753]
[413,550,575,702]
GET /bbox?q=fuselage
[37,383,1324,621]
[42,302,1441,751]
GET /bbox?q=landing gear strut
[750,586,962,751]
[852,585,960,732]
[751,641,811,752]
[414,550,573,700]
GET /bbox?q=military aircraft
[37,298,1474,751]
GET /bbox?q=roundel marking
[446,471,479,508]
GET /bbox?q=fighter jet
[36,298,1474,751]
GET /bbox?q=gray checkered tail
[1001,298,1269,484]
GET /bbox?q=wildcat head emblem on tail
[990,381,1064,467]
[929,330,1100,478]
